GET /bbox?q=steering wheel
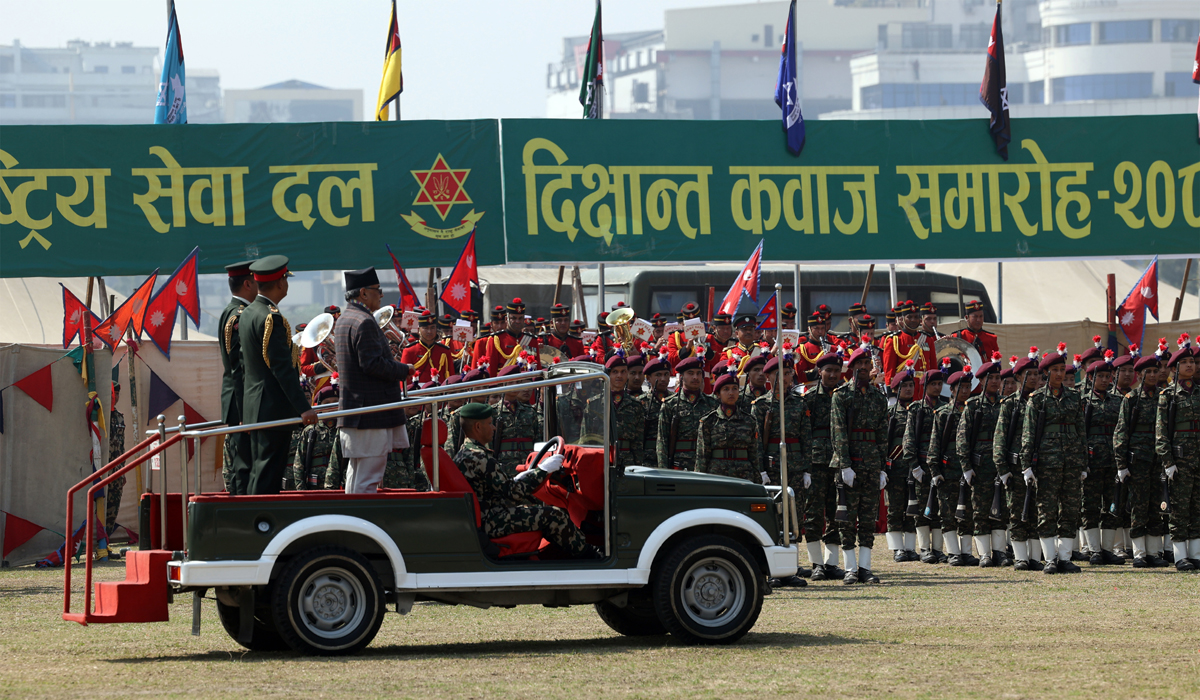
[531,436,572,490]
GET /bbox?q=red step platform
[67,550,172,624]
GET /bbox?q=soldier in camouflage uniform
[1114,354,1169,567]
[696,371,761,482]
[106,383,127,537]
[993,353,1042,569]
[1081,355,1126,565]
[1021,345,1087,574]
[738,353,769,414]
[453,403,598,559]
[903,368,947,564]
[382,403,433,491]
[804,352,848,581]
[1155,338,1200,570]
[657,357,718,471]
[883,366,919,562]
[444,368,488,455]
[929,368,976,566]
[292,387,345,489]
[829,348,888,584]
[282,427,303,490]
[957,355,1009,567]
[638,356,671,461]
[495,369,543,477]
[586,354,646,469]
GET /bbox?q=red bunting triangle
[183,402,207,460]
[3,511,46,559]
[13,365,53,412]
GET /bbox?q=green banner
[504,115,1200,263]
[0,120,503,277]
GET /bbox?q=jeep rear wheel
[270,546,385,656]
[594,588,666,636]
[651,534,764,645]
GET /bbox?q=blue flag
[773,0,804,156]
[154,1,186,124]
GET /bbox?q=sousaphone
[935,336,981,394]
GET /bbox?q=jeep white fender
[634,508,775,576]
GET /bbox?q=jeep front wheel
[270,546,385,655]
[651,534,764,645]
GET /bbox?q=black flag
[979,1,1010,160]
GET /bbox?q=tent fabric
[0,344,111,566]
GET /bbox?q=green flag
[578,1,604,119]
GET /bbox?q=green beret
[458,402,496,421]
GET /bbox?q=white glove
[760,471,770,486]
[802,472,812,489]
[963,469,975,485]
[1166,465,1178,479]
[931,474,944,487]
[1117,468,1129,482]
[537,454,564,473]
[1023,468,1037,486]
[911,466,925,482]
[879,472,888,489]
[1000,472,1011,487]
[1080,471,1088,483]
[841,467,856,488]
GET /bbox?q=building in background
[828,0,1199,119]
[224,80,363,123]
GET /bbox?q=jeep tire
[216,592,289,652]
[651,534,764,645]
[270,546,385,656]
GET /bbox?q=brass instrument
[373,305,407,361]
[300,312,337,374]
[538,344,566,368]
[934,336,982,396]
[607,306,637,354]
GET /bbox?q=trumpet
[300,312,337,374]
[373,305,407,361]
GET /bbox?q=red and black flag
[979,0,1010,160]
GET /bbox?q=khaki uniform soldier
[994,351,1043,569]
[929,369,977,566]
[830,346,889,584]
[219,259,257,494]
[657,357,718,471]
[957,355,1009,568]
[495,368,543,477]
[804,351,848,581]
[1081,355,1127,565]
[884,365,919,562]
[1114,353,1170,567]
[453,403,598,559]
[638,356,671,459]
[903,369,947,564]
[1155,336,1200,570]
[1021,344,1087,574]
[585,354,646,469]
[696,371,762,482]
[239,256,318,495]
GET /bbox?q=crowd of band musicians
[201,255,1199,584]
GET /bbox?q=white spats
[903,531,916,552]
[932,528,944,551]
[1189,539,1200,559]
[1173,541,1189,563]
[807,541,823,567]
[916,526,931,552]
[944,532,962,556]
[824,543,840,567]
[1011,540,1029,562]
[886,532,903,551]
[1131,536,1147,559]
[991,529,1007,553]
[1029,538,1043,561]
[974,536,991,559]
[859,547,872,572]
[1057,537,1075,563]
[843,547,857,572]
[960,534,973,556]
[1100,529,1116,552]
[1040,538,1057,563]
[1084,528,1101,554]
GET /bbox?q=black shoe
[1100,549,1126,565]
[1132,555,1150,568]
[948,554,968,567]
[1043,559,1059,574]
[993,550,1013,567]
[904,549,922,562]
[1006,544,1015,559]
[1147,553,1170,568]
[810,565,830,581]
[1162,548,1175,563]
[894,549,908,563]
[781,575,807,587]
[919,549,940,564]
[1112,547,1131,561]
[937,549,950,564]
[797,566,812,579]
[1089,551,1105,566]
[858,567,880,584]
[978,554,994,568]
[843,569,859,585]
[1176,558,1197,572]
[1058,559,1082,573]
[1071,550,1088,562]
[960,552,980,566]
[1013,559,1033,571]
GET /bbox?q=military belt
[1087,424,1115,436]
[811,428,830,438]
[1174,419,1200,433]
[711,449,750,459]
[849,429,877,441]
[1042,423,1078,435]
[616,439,636,454]
[674,439,695,453]
[784,438,801,444]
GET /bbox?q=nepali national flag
[94,271,158,349]
[1116,257,1158,350]
[773,0,805,156]
[61,284,101,348]
[386,244,422,311]
[979,0,1010,160]
[756,291,779,330]
[718,241,763,316]
[143,247,201,356]
[439,230,479,316]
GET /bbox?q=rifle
[1083,395,1095,477]
[989,476,1004,520]
[907,404,929,517]
[1162,381,1178,514]
[1021,400,1046,523]
[957,404,981,523]
[1110,470,1127,517]
[1160,470,1171,514]
[668,411,680,469]
[834,391,856,523]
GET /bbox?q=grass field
[2,537,1197,699]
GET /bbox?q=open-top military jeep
[62,363,798,655]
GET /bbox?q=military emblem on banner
[402,153,485,240]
